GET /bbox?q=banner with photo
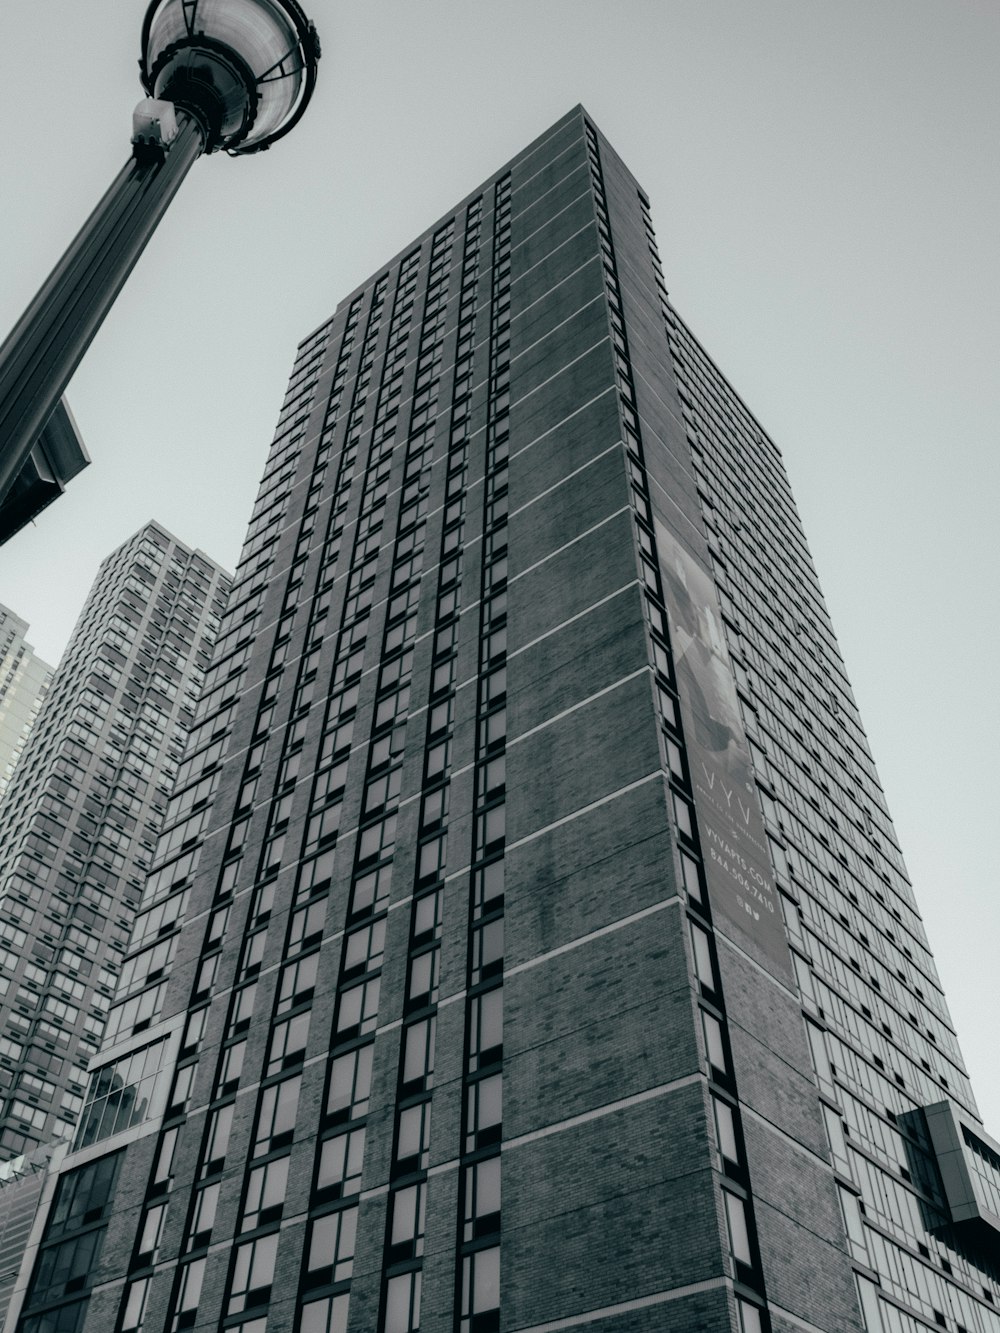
[655,519,792,982]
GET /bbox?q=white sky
[2,2,999,1128]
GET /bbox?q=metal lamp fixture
[0,0,320,540]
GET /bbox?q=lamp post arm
[0,109,204,502]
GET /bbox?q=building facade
[0,606,53,802]
[0,522,230,1164]
[12,109,999,1333]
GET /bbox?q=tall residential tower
[0,607,52,802]
[0,522,230,1163]
[12,109,999,1333]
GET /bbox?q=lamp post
[0,0,320,516]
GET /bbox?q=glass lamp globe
[140,0,320,154]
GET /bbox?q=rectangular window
[226,1233,278,1315]
[316,1128,366,1199]
[253,1075,301,1155]
[387,1181,426,1263]
[336,977,380,1040]
[471,919,503,985]
[241,1156,289,1232]
[267,1011,311,1075]
[466,1075,502,1152]
[459,1245,500,1333]
[186,1182,219,1251]
[395,1101,431,1175]
[201,1103,233,1175]
[300,1293,350,1333]
[351,864,391,919]
[135,1202,167,1266]
[343,919,386,978]
[216,1040,247,1097]
[326,1044,373,1123]
[690,923,716,993]
[384,1270,421,1333]
[170,1258,204,1331]
[724,1190,753,1269]
[407,947,440,1010]
[305,1204,357,1286]
[463,1156,501,1241]
[401,1018,436,1096]
[120,1277,149,1333]
[467,988,503,1071]
[276,953,319,1014]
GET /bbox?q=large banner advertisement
[654,519,792,982]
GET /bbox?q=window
[327,1044,373,1122]
[351,864,391,919]
[387,1182,425,1262]
[189,1183,220,1253]
[467,989,503,1070]
[459,1245,500,1333]
[357,813,397,865]
[216,1040,247,1097]
[240,929,267,980]
[463,1157,501,1241]
[229,982,258,1035]
[436,864,469,925]
[384,1270,421,1333]
[277,953,319,1013]
[395,1102,431,1175]
[690,922,716,993]
[254,1075,301,1155]
[317,1128,366,1199]
[170,1258,204,1330]
[336,977,380,1039]
[710,1097,741,1177]
[120,1277,149,1333]
[135,1202,167,1266]
[702,1010,728,1079]
[407,948,439,1010]
[472,862,504,921]
[724,1190,753,1270]
[290,897,327,951]
[343,920,386,978]
[226,1233,278,1315]
[267,1011,311,1075]
[401,1018,436,1095]
[201,1103,233,1175]
[305,1204,357,1285]
[74,1037,171,1149]
[300,1293,350,1333]
[150,1126,179,1196]
[738,1300,766,1333]
[242,1156,289,1231]
[466,1075,501,1152]
[471,919,503,985]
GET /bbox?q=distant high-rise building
[0,607,53,801]
[10,109,1000,1333]
[0,522,229,1164]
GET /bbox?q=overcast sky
[2,2,999,1127]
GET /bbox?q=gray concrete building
[10,109,999,1333]
[0,607,53,803]
[0,522,230,1165]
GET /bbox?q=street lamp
[0,0,320,539]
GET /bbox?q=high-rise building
[0,607,53,801]
[10,108,999,1333]
[0,522,230,1164]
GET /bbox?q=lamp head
[139,0,320,155]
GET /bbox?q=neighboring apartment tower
[0,606,53,802]
[13,109,999,1333]
[0,522,230,1163]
